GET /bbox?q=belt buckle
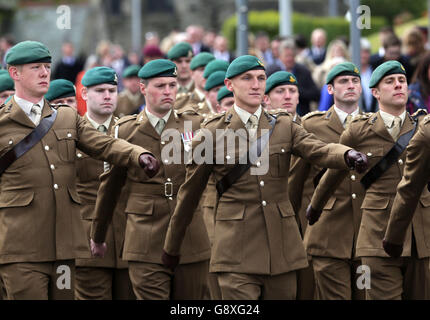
[164,182,173,197]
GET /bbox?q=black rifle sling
[0,108,58,176]
[216,114,276,197]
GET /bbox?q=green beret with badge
[138,59,177,79]
[167,42,193,60]
[190,52,215,71]
[204,71,226,91]
[123,65,141,78]
[0,71,14,92]
[225,55,265,79]
[203,59,229,79]
[45,79,75,101]
[369,60,407,88]
[217,86,233,102]
[265,71,298,94]
[6,41,52,65]
[326,62,361,85]
[81,66,118,87]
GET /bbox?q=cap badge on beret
[289,76,296,83]
[400,64,405,71]
[354,67,359,74]
[187,50,193,58]
[257,59,264,67]
[114,74,118,83]
[173,67,178,76]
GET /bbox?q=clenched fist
[306,204,322,226]
[344,150,368,174]
[161,250,180,271]
[139,153,160,178]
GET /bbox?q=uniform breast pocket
[54,128,77,162]
[269,143,291,177]
[364,147,385,166]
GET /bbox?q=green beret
[369,60,407,88]
[138,59,177,79]
[82,67,118,87]
[123,65,141,78]
[6,41,51,65]
[45,79,75,101]
[217,86,234,102]
[265,71,298,94]
[204,71,226,91]
[226,55,265,79]
[326,62,361,84]
[167,42,193,60]
[203,59,229,79]
[190,52,215,71]
[0,72,14,92]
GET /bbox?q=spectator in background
[360,38,378,113]
[403,26,427,71]
[0,35,15,68]
[278,38,320,116]
[127,51,141,66]
[295,34,316,73]
[212,36,235,63]
[186,25,211,55]
[269,36,286,70]
[370,34,414,82]
[370,26,395,64]
[255,31,274,65]
[303,28,327,66]
[203,30,217,51]
[52,41,85,83]
[110,44,128,91]
[407,52,430,113]
[96,40,113,67]
[144,31,160,47]
[142,45,164,64]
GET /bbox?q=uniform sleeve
[385,121,430,244]
[75,114,151,169]
[309,126,355,211]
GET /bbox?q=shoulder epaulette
[352,113,372,123]
[267,108,291,118]
[412,108,427,119]
[175,106,199,116]
[116,114,137,126]
[423,115,430,124]
[202,112,225,126]
[301,110,326,121]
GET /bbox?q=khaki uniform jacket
[91,107,211,264]
[174,91,213,117]
[115,90,145,118]
[385,115,430,247]
[164,107,351,275]
[289,107,365,259]
[0,98,149,264]
[75,115,128,268]
[310,111,430,258]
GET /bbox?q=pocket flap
[54,128,77,140]
[80,204,96,219]
[277,201,295,217]
[125,193,154,215]
[365,148,384,158]
[216,201,245,220]
[67,187,81,204]
[361,195,390,210]
[269,143,291,155]
[323,196,337,210]
[0,190,34,208]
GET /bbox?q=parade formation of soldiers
[0,35,429,301]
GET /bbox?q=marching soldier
[189,52,215,104]
[74,67,135,300]
[167,42,194,94]
[0,40,159,300]
[162,55,368,300]
[0,70,14,105]
[289,62,365,300]
[45,79,77,109]
[115,65,145,118]
[90,59,210,300]
[306,61,430,299]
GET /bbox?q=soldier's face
[225,70,266,109]
[191,67,205,91]
[50,96,77,110]
[328,75,362,105]
[206,85,222,110]
[0,90,14,105]
[218,96,235,112]
[372,74,408,109]
[174,57,192,82]
[141,77,177,115]
[267,84,299,114]
[123,76,141,94]
[10,63,50,98]
[83,84,118,116]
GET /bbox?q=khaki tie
[344,114,353,129]
[390,116,402,141]
[97,124,107,133]
[30,104,42,126]
[155,119,166,135]
[96,125,110,171]
[246,114,259,138]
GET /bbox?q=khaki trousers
[296,255,315,300]
[217,271,297,300]
[75,267,135,300]
[0,260,75,300]
[312,256,365,300]
[361,256,430,300]
[128,260,209,300]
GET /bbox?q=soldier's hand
[306,204,322,226]
[162,250,180,271]
[382,239,403,258]
[344,150,368,174]
[139,153,160,178]
[90,239,107,257]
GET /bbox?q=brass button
[367,152,372,157]
[351,175,356,181]
[8,140,13,145]
[161,141,166,145]
[67,133,72,138]
[260,181,264,187]
[262,200,267,206]
[352,193,357,199]
[50,164,55,170]
[77,153,82,158]
[45,145,50,151]
[256,161,261,167]
[54,184,59,190]
[281,148,285,153]
[398,159,403,165]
